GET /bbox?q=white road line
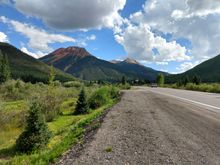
[149,90,220,113]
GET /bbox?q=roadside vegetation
[164,74,220,93]
[164,83,220,93]
[0,55,128,164]
[0,79,122,164]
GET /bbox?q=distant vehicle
[150,83,158,88]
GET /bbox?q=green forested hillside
[0,42,74,83]
[166,54,220,83]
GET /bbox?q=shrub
[75,88,89,114]
[53,80,62,87]
[118,83,131,90]
[109,86,120,99]
[1,79,26,100]
[15,101,51,153]
[88,86,110,109]
[40,94,61,122]
[63,81,82,88]
[157,73,164,86]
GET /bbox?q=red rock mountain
[40,46,166,81]
[43,46,91,64]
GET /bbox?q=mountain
[40,46,127,81]
[41,46,165,81]
[166,54,220,83]
[115,58,166,81]
[0,42,74,83]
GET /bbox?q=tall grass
[0,82,120,164]
[165,83,220,93]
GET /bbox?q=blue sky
[0,0,220,73]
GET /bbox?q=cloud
[1,16,75,52]
[75,34,96,47]
[130,0,220,61]
[0,31,9,42]
[14,0,126,30]
[86,34,96,41]
[0,0,10,4]
[156,62,168,66]
[115,23,190,62]
[21,47,45,59]
[172,0,220,19]
[176,61,200,73]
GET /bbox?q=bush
[75,88,89,115]
[40,94,61,122]
[63,81,82,88]
[89,86,111,109]
[0,79,26,100]
[15,101,51,153]
[53,80,62,87]
[109,86,120,99]
[118,83,131,90]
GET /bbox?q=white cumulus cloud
[1,16,75,52]
[115,23,190,63]
[176,61,200,73]
[0,31,9,42]
[21,47,45,59]
[14,0,126,30]
[130,0,220,61]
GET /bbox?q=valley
[1,0,220,164]
[0,42,220,164]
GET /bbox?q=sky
[0,0,220,73]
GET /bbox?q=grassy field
[0,79,121,164]
[164,83,220,93]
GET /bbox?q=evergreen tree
[75,88,89,115]
[16,101,51,153]
[183,75,190,86]
[0,53,11,83]
[121,76,126,85]
[156,73,164,86]
[192,75,201,85]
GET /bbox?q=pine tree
[75,88,89,115]
[0,53,11,83]
[192,75,201,85]
[121,76,126,85]
[183,75,190,86]
[16,101,51,153]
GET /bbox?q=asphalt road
[144,87,220,113]
[58,87,220,165]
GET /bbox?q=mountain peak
[52,46,90,58]
[44,46,91,63]
[123,58,140,65]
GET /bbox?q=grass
[0,81,120,165]
[4,102,115,165]
[104,146,112,152]
[164,83,220,93]
[1,100,27,112]
[0,128,21,149]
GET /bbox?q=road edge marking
[149,90,220,113]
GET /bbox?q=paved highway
[58,87,220,165]
[143,87,220,113]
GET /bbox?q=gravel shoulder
[57,88,220,165]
